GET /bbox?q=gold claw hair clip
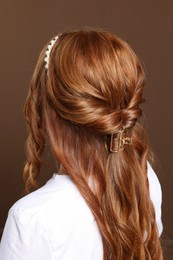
[110,127,132,153]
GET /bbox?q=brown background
[0,0,172,258]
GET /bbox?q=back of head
[23,29,163,259]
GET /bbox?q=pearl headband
[44,36,59,69]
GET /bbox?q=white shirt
[0,163,163,260]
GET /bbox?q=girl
[0,29,163,259]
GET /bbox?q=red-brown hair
[23,29,163,259]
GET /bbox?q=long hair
[23,29,163,259]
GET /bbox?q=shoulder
[147,162,162,199]
[8,174,94,227]
[10,174,78,212]
[1,175,102,260]
[147,162,163,236]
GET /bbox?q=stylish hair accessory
[44,36,59,69]
[110,127,132,153]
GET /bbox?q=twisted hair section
[23,50,46,192]
[23,29,163,259]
